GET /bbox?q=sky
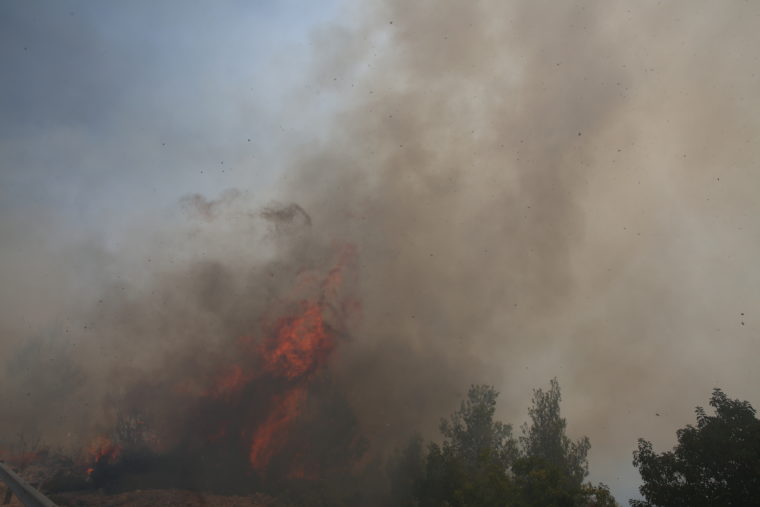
[2,1,760,504]
[1,1,339,231]
[0,0,344,355]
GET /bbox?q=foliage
[631,388,760,507]
[512,456,579,507]
[418,443,516,507]
[440,384,519,469]
[520,378,590,486]
[581,482,619,507]
[404,385,519,507]
[388,381,618,507]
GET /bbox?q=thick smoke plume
[2,0,759,500]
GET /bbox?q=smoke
[285,1,760,498]
[2,0,760,501]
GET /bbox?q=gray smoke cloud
[2,0,759,502]
[287,1,760,499]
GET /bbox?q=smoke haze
[2,0,760,502]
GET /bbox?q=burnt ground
[51,489,274,507]
[1,483,273,507]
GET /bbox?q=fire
[249,386,307,470]
[163,245,359,474]
[82,246,359,483]
[0,248,360,494]
[260,302,333,380]
[246,296,336,471]
[85,436,121,475]
[244,246,356,472]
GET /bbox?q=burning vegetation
[65,244,368,497]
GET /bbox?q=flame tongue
[243,248,355,473]
[248,300,334,472]
[262,301,332,380]
[249,386,307,470]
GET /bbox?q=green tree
[418,443,516,507]
[440,384,519,468]
[409,385,519,507]
[581,482,618,507]
[632,388,760,507]
[393,381,616,507]
[520,378,591,486]
[512,455,580,507]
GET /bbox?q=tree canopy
[388,380,617,507]
[632,388,760,507]
[440,384,519,469]
[520,378,591,486]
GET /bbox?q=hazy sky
[1,0,343,358]
[2,2,760,504]
[1,1,339,231]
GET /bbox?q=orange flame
[167,246,359,474]
[248,299,333,471]
[249,386,307,470]
[85,436,121,475]
[246,246,356,472]
[260,302,333,380]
